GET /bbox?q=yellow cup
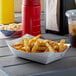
[0,0,14,24]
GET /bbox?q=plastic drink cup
[66,10,76,48]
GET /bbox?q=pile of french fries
[12,35,68,53]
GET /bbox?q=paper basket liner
[6,34,70,64]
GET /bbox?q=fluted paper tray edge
[6,34,70,64]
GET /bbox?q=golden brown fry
[44,48,49,52]
[23,37,30,51]
[49,41,59,51]
[13,42,24,50]
[34,34,41,40]
[59,40,66,52]
[14,43,24,46]
[29,35,41,49]
[45,43,57,53]
[31,40,39,53]
[13,45,22,50]
[29,34,41,44]
[37,47,46,51]
[18,48,25,52]
[23,37,29,46]
[38,39,50,46]
[22,47,30,52]
[38,39,46,47]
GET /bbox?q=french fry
[18,48,25,52]
[13,42,24,50]
[14,43,23,46]
[38,40,46,47]
[37,47,46,51]
[31,40,39,53]
[46,43,57,53]
[49,41,59,51]
[29,35,41,44]
[34,34,41,40]
[29,35,41,48]
[59,40,65,52]
[44,48,49,52]
[29,40,35,48]
[23,37,30,51]
[23,37,29,46]
[22,47,30,52]
[13,45,22,50]
[59,40,66,52]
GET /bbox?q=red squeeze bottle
[22,0,41,36]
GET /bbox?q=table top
[0,32,76,76]
[0,13,76,76]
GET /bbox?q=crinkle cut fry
[37,47,46,51]
[29,34,41,43]
[48,41,59,51]
[46,43,57,53]
[14,42,23,46]
[31,40,40,53]
[29,35,41,48]
[59,40,66,52]
[23,37,30,51]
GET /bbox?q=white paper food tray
[6,34,70,64]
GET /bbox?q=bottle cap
[23,0,40,6]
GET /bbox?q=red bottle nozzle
[23,0,40,5]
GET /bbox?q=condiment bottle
[0,0,14,24]
[22,0,41,36]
